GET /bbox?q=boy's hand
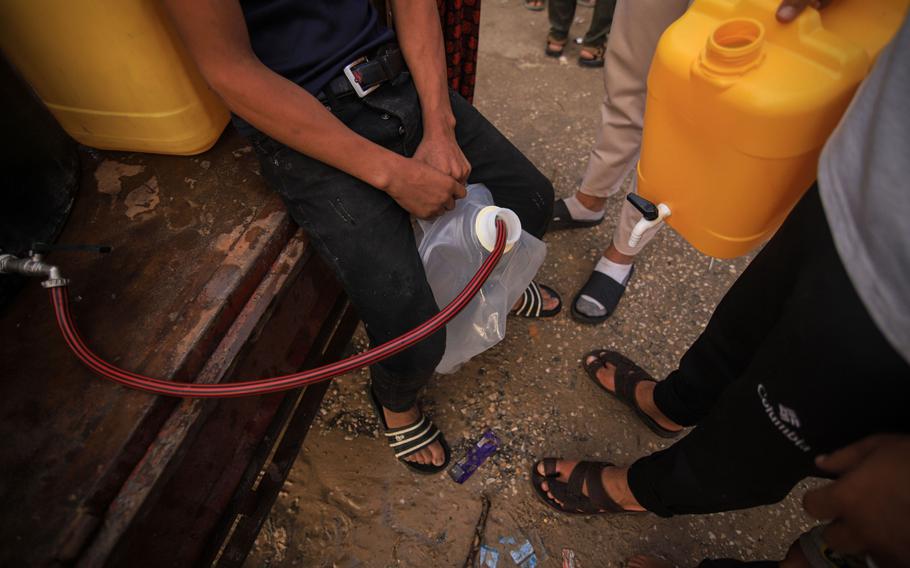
[802,434,910,568]
[413,129,471,185]
[382,155,466,219]
[776,0,833,22]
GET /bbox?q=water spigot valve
[626,194,659,221]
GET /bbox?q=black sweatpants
[251,70,553,412]
[627,186,910,517]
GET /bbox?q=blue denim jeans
[249,73,553,411]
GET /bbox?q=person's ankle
[602,466,646,511]
[575,192,606,213]
[636,381,682,431]
[604,242,635,265]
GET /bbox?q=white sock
[576,257,633,316]
[594,256,632,284]
[564,195,604,221]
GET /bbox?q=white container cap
[475,206,522,253]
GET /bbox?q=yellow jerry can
[0,0,229,156]
[632,0,909,258]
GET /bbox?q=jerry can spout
[626,194,671,249]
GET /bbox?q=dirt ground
[246,2,817,566]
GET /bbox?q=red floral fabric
[437,0,481,103]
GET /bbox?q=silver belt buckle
[343,57,380,98]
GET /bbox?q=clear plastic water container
[417,184,547,374]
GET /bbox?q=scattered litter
[449,430,500,484]
[510,539,537,566]
[479,545,500,568]
[527,529,548,562]
[499,536,517,546]
[562,548,579,568]
[465,495,492,568]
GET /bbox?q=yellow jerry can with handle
[0,0,230,156]
[631,0,909,258]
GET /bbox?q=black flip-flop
[525,0,545,11]
[570,267,633,324]
[582,349,682,438]
[512,281,562,318]
[549,198,604,231]
[368,387,451,475]
[530,458,642,516]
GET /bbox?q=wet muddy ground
[246,1,817,566]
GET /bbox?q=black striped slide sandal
[369,387,451,475]
[511,280,562,318]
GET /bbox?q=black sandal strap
[385,415,442,459]
[566,460,588,501]
[582,350,682,439]
[543,461,622,514]
[542,457,559,477]
[551,199,572,223]
[583,349,611,376]
[550,199,604,231]
[367,386,450,473]
[574,269,631,316]
[584,463,624,513]
[614,360,650,407]
[513,281,562,318]
[528,281,543,317]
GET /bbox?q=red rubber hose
[49,219,507,398]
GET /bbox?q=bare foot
[627,554,674,568]
[535,460,646,512]
[383,406,446,467]
[585,355,683,434]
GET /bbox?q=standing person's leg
[534,188,910,515]
[553,0,689,226]
[554,0,689,323]
[578,0,617,68]
[546,0,577,56]
[581,182,825,442]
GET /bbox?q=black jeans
[627,186,910,516]
[250,73,553,412]
[548,0,616,47]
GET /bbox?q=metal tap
[0,252,68,288]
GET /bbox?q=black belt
[318,47,406,102]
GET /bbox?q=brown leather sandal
[531,458,643,516]
[582,350,683,438]
[578,45,606,67]
[545,35,568,57]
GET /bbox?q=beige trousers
[579,0,689,256]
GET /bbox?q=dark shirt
[233,0,395,135]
